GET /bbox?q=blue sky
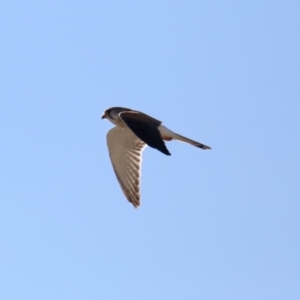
[1,1,299,299]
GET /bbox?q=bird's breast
[108,117,126,128]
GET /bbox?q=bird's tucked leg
[162,136,173,141]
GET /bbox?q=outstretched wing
[106,126,146,208]
[119,111,171,156]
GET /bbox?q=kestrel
[102,107,211,208]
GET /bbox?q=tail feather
[159,125,211,150]
[173,133,211,150]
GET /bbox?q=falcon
[102,107,211,208]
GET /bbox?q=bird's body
[102,107,211,208]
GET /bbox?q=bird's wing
[106,126,146,208]
[119,111,171,155]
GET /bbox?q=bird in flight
[102,107,211,208]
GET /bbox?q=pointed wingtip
[131,201,140,208]
[163,149,171,155]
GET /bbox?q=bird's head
[101,107,133,121]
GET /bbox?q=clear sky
[1,1,299,299]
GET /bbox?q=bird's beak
[101,112,107,119]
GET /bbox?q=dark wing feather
[120,111,171,156]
